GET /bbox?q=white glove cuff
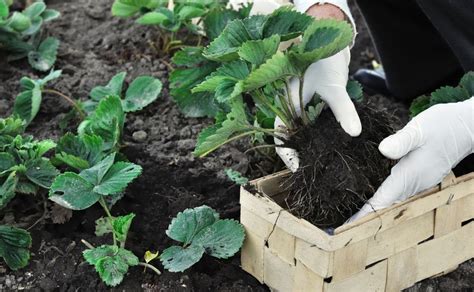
[293,0,357,46]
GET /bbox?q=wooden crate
[240,171,474,291]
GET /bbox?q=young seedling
[160,205,245,272]
[410,71,474,117]
[85,72,163,114]
[0,0,60,71]
[187,6,354,157]
[112,0,250,53]
[48,153,160,286]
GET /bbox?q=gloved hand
[349,97,474,222]
[275,47,362,171]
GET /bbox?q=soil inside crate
[282,104,398,228]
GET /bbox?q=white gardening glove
[275,47,362,172]
[349,97,474,222]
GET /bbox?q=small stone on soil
[132,130,148,143]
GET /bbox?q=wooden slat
[385,247,417,292]
[294,238,333,278]
[325,260,387,292]
[293,260,324,292]
[455,193,474,223]
[241,207,273,238]
[240,187,333,250]
[263,248,295,292]
[331,178,474,249]
[416,221,474,281]
[267,226,296,265]
[241,230,265,282]
[440,172,457,189]
[366,211,434,265]
[434,203,459,238]
[332,239,369,281]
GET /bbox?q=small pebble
[159,63,166,70]
[132,130,148,143]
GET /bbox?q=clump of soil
[283,103,398,228]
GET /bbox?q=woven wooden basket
[240,171,474,291]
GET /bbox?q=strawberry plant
[111,0,250,53]
[186,6,354,157]
[0,0,60,71]
[410,71,474,116]
[160,205,245,272]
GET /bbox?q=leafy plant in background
[0,225,32,270]
[183,6,354,157]
[0,116,57,270]
[410,71,474,117]
[0,0,60,71]
[112,0,250,53]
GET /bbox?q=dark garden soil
[0,0,472,291]
[283,104,398,228]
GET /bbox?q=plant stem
[43,89,86,119]
[81,239,95,249]
[138,262,162,276]
[298,77,309,124]
[254,90,292,129]
[284,80,298,121]
[99,197,117,247]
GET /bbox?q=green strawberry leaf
[112,213,135,243]
[166,205,219,245]
[90,72,127,102]
[346,80,363,102]
[0,225,31,270]
[136,11,168,25]
[78,95,125,150]
[238,35,280,67]
[123,76,162,112]
[79,153,115,186]
[0,153,16,172]
[177,6,205,20]
[25,158,59,188]
[262,6,312,41]
[203,19,253,62]
[430,86,469,106]
[0,172,18,209]
[83,245,139,287]
[13,87,41,126]
[95,217,114,237]
[22,2,46,18]
[409,95,431,117]
[170,48,222,118]
[49,172,100,210]
[290,19,353,70]
[160,245,205,272]
[460,71,474,96]
[193,219,245,258]
[193,98,252,157]
[224,169,248,185]
[0,0,9,19]
[8,12,31,32]
[55,133,105,171]
[0,117,24,137]
[242,51,299,93]
[41,9,60,22]
[92,162,142,195]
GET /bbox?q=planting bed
[0,0,472,291]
